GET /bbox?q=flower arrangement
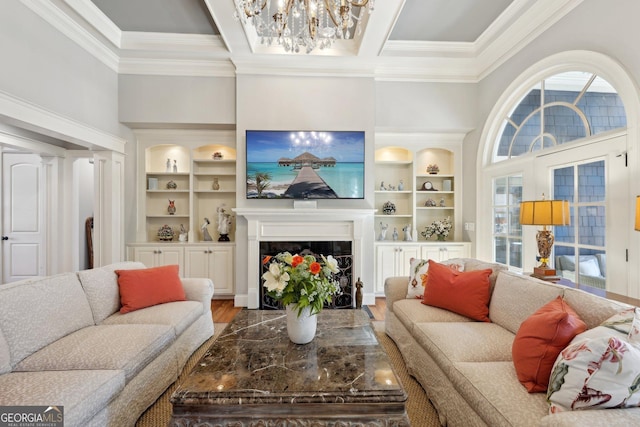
[421,217,452,241]
[262,252,342,316]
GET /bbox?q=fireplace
[233,208,375,309]
[259,240,353,309]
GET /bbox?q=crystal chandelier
[234,0,375,53]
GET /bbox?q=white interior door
[2,152,45,283]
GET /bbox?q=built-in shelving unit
[373,132,468,294]
[128,130,237,296]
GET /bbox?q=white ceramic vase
[285,304,317,344]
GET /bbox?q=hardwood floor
[210,297,387,323]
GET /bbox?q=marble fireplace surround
[234,208,375,309]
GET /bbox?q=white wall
[375,81,478,131]
[0,1,121,136]
[118,75,236,126]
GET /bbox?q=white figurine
[388,184,396,191]
[166,158,171,173]
[217,206,232,241]
[403,224,412,241]
[380,181,387,191]
[179,224,188,242]
[172,159,178,173]
[398,179,404,191]
[392,227,399,241]
[378,222,388,241]
[440,197,446,207]
[201,218,213,241]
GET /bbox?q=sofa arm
[181,278,214,313]
[539,408,640,426]
[384,276,409,312]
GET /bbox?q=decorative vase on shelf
[212,177,220,190]
[285,304,317,344]
[437,235,446,241]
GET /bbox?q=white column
[93,151,125,266]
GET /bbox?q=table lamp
[520,196,570,277]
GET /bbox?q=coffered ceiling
[29,0,583,81]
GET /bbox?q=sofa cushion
[0,272,94,368]
[451,361,550,427]
[102,300,202,336]
[394,299,472,333]
[414,322,515,365]
[512,297,587,393]
[489,271,564,334]
[77,261,147,324]
[423,260,493,322]
[562,287,630,330]
[0,329,10,375]
[0,370,124,427]
[116,264,186,314]
[458,258,507,294]
[547,334,640,412]
[15,324,174,382]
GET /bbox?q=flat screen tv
[246,130,365,199]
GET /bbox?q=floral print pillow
[547,331,640,412]
[406,258,464,299]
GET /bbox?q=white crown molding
[22,0,119,72]
[0,126,67,157]
[0,90,126,153]
[121,32,227,53]
[374,57,478,83]
[118,57,235,77]
[375,129,471,146]
[232,56,376,78]
[63,0,122,47]
[383,40,476,57]
[476,0,585,80]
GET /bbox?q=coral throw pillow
[116,265,186,313]
[512,297,587,393]
[422,260,492,322]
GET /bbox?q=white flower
[262,263,289,292]
[323,255,339,274]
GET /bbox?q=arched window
[494,72,626,162]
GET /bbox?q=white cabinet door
[131,246,184,270]
[184,245,235,295]
[209,246,234,295]
[375,246,398,293]
[184,247,209,279]
[421,243,470,262]
[375,244,420,293]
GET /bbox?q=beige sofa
[0,262,214,427]
[384,258,640,427]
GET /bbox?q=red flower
[262,255,272,265]
[309,262,321,275]
[291,255,304,267]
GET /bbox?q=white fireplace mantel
[234,208,375,309]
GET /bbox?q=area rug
[136,322,440,427]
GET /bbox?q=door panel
[2,153,44,283]
[534,135,628,293]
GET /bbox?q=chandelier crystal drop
[234,0,375,53]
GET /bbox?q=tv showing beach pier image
[246,130,365,199]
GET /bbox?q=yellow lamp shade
[520,200,570,226]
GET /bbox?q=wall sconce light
[520,195,571,278]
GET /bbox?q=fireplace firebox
[259,241,353,310]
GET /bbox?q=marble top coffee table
[170,309,409,426]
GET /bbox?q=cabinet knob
[157,250,162,254]
[209,250,213,254]
[1,236,8,241]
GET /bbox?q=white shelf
[146,214,190,218]
[375,190,412,194]
[147,190,189,193]
[193,190,236,194]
